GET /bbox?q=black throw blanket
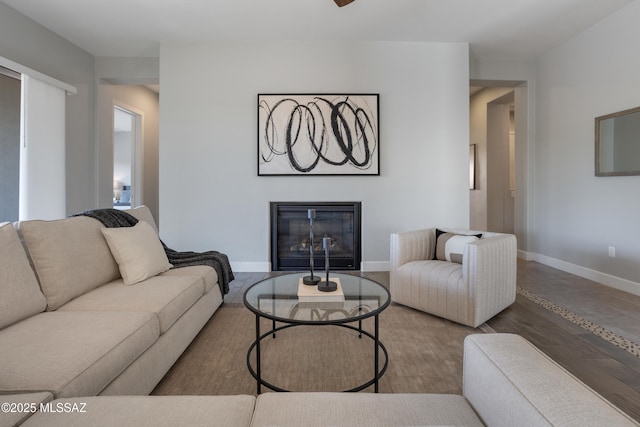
[74,208,233,295]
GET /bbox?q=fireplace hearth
[270,202,361,271]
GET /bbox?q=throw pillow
[101,221,172,285]
[435,229,482,264]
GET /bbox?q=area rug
[152,303,480,396]
[517,287,640,358]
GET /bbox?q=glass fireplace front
[270,202,361,271]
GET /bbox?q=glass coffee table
[243,272,390,394]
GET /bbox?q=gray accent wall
[0,1,95,216]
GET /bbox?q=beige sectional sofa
[0,206,223,399]
[5,334,638,426]
[2,208,638,426]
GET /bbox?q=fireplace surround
[270,202,361,271]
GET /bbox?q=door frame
[113,102,143,208]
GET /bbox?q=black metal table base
[246,315,388,394]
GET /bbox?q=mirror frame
[595,106,640,177]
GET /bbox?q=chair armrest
[390,228,436,272]
[463,234,517,326]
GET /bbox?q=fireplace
[270,202,361,271]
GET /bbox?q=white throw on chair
[390,228,517,327]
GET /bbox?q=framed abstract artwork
[258,94,380,176]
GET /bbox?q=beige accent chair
[390,228,517,327]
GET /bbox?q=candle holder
[318,236,338,292]
[302,209,321,285]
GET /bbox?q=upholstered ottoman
[249,392,484,427]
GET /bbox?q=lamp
[113,180,123,202]
[302,209,321,285]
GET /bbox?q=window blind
[19,75,66,220]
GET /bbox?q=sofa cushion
[160,265,218,294]
[435,229,481,263]
[58,275,204,333]
[21,395,256,427]
[250,392,484,427]
[101,221,172,285]
[0,311,159,398]
[0,392,53,427]
[0,223,47,329]
[18,217,121,310]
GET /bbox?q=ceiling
[2,0,633,59]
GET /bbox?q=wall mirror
[595,106,640,176]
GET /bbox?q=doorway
[98,82,159,220]
[469,80,527,245]
[113,105,142,210]
[486,91,515,234]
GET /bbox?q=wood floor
[226,262,640,422]
[487,260,640,422]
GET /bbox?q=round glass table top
[243,272,390,324]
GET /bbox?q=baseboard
[522,251,640,297]
[230,254,640,298]
[517,249,535,261]
[361,261,390,272]
[230,261,271,272]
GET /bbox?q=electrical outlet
[608,246,616,258]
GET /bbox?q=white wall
[160,41,470,271]
[533,0,640,292]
